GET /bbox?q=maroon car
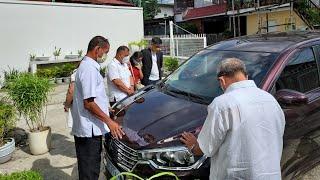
[105,31,320,179]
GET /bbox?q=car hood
[114,87,208,149]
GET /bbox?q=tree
[129,0,161,20]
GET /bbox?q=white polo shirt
[71,56,110,137]
[107,58,131,102]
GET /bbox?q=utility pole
[232,0,236,37]
[164,19,167,36]
[257,0,261,34]
[290,0,294,30]
[169,21,175,57]
[164,14,168,36]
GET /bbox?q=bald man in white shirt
[181,58,285,180]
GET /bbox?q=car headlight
[139,146,198,167]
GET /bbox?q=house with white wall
[0,0,143,84]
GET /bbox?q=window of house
[267,20,278,32]
[276,47,320,93]
[285,17,296,31]
[203,0,213,6]
[261,19,278,33]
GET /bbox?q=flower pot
[65,55,78,59]
[0,138,15,164]
[35,57,50,61]
[55,78,63,84]
[28,127,51,155]
[63,77,71,84]
[54,56,60,61]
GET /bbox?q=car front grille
[108,138,139,171]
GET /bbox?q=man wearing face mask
[141,37,163,86]
[107,46,134,106]
[72,36,125,180]
[180,58,285,180]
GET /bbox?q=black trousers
[74,134,102,180]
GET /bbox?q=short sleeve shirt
[71,56,110,137]
[107,58,131,102]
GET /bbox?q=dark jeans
[74,134,102,180]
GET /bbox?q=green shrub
[307,8,320,25]
[7,73,52,132]
[2,67,20,88]
[164,57,179,72]
[295,1,320,26]
[0,170,43,180]
[39,63,76,78]
[0,97,16,146]
[36,69,55,79]
[61,63,76,77]
[129,39,148,50]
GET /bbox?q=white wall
[0,0,143,81]
[154,5,174,19]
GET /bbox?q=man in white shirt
[181,58,285,180]
[107,46,134,105]
[141,37,163,86]
[72,36,124,180]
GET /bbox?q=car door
[274,43,320,179]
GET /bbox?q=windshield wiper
[166,88,208,104]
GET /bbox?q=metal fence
[144,34,207,59]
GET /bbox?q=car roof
[208,31,320,53]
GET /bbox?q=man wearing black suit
[141,37,163,86]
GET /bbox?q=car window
[164,50,278,104]
[315,45,320,58]
[276,47,319,93]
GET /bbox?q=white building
[0,0,143,82]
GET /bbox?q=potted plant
[53,47,61,61]
[61,63,76,83]
[35,54,50,61]
[36,68,56,85]
[65,51,78,60]
[0,97,16,164]
[54,67,63,84]
[7,73,52,155]
[77,49,83,59]
[2,67,20,89]
[29,53,36,61]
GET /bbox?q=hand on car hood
[114,88,207,149]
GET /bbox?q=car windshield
[163,50,279,104]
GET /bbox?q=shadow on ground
[20,133,76,158]
[49,133,76,158]
[31,158,78,180]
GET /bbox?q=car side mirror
[275,89,308,106]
